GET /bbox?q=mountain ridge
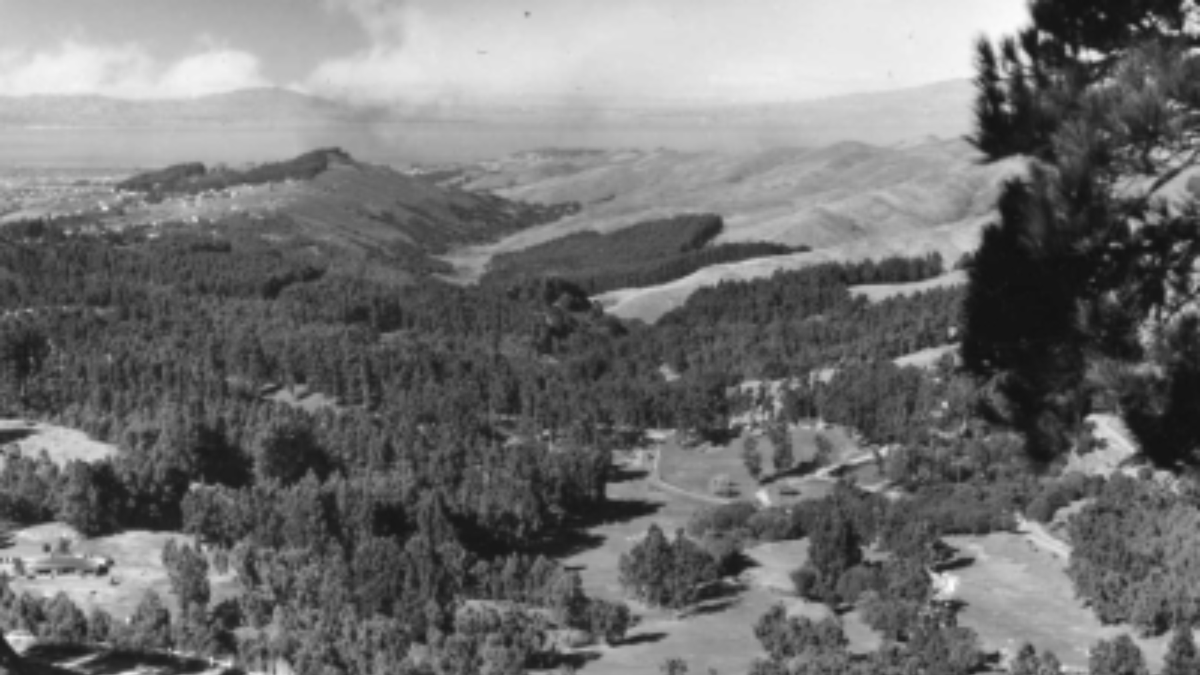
[0,80,975,132]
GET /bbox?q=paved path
[1015,514,1072,562]
[645,446,734,506]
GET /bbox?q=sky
[0,0,1031,106]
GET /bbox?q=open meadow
[947,533,1169,671]
[0,421,117,468]
[4,523,238,620]
[656,425,875,505]
[560,456,879,675]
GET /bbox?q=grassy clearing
[561,456,879,675]
[657,425,862,503]
[0,420,117,468]
[893,343,958,369]
[6,523,238,620]
[947,532,1168,670]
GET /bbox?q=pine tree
[1089,634,1148,675]
[771,425,794,477]
[1162,624,1199,675]
[963,0,1200,463]
[742,435,763,482]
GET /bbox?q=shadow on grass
[609,466,649,484]
[534,529,607,559]
[761,460,822,486]
[519,497,663,559]
[932,556,976,573]
[574,498,662,529]
[0,428,35,445]
[22,644,94,662]
[687,596,742,618]
[554,650,601,670]
[616,631,667,647]
[63,650,213,675]
[719,550,758,577]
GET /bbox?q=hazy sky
[0,0,1029,105]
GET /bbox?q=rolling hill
[5,148,577,276]
[440,137,1022,321]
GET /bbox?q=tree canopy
[963,0,1200,463]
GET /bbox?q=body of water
[0,121,811,170]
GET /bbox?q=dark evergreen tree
[963,0,1200,462]
[1162,624,1199,675]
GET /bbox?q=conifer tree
[742,434,763,482]
[771,424,794,477]
[963,0,1200,462]
[1162,624,1199,675]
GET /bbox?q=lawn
[947,532,1169,671]
[0,420,117,468]
[6,523,239,620]
[560,454,880,675]
[657,424,863,502]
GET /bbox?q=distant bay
[0,121,824,170]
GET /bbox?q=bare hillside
[442,138,1020,321]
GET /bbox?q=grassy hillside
[440,138,1023,319]
[11,149,579,278]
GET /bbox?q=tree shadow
[573,498,662,528]
[687,596,742,618]
[0,428,35,445]
[553,650,601,670]
[931,555,976,572]
[762,460,821,485]
[615,631,667,647]
[528,529,607,559]
[608,466,649,484]
[719,550,758,577]
[22,644,94,662]
[36,649,214,675]
[524,497,661,559]
[696,578,746,603]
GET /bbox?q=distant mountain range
[0,80,977,142]
[0,88,366,128]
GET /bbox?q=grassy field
[657,424,863,503]
[561,458,880,675]
[6,523,238,620]
[0,420,117,468]
[947,532,1169,671]
[894,343,958,369]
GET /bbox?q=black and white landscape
[2,2,1200,675]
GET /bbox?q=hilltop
[3,148,577,275]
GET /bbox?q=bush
[686,501,758,537]
[585,599,632,645]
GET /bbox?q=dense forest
[482,213,805,295]
[0,200,975,674]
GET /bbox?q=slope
[442,138,1021,320]
[8,149,576,276]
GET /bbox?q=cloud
[323,0,407,46]
[0,39,271,98]
[302,2,606,106]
